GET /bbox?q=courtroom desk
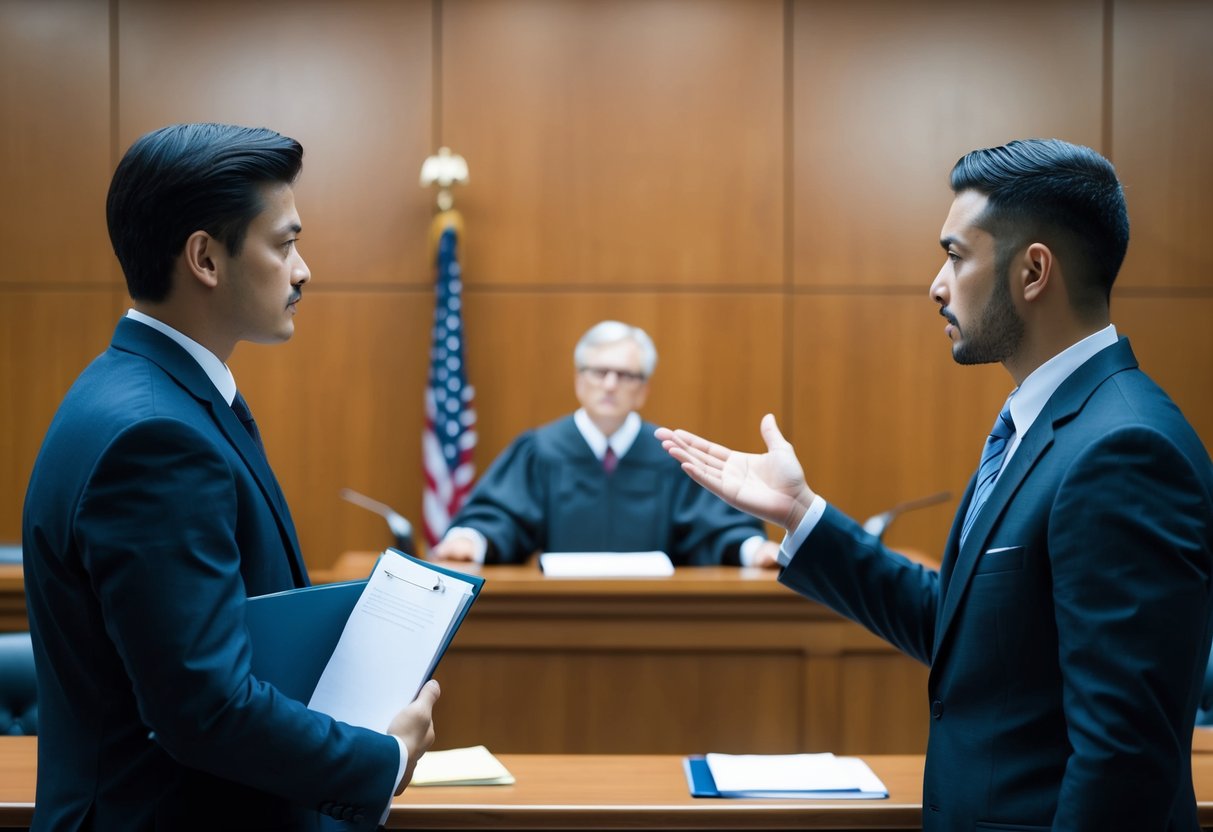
[323,553,931,756]
[6,739,1213,831]
[0,566,24,633]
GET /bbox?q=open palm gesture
[656,414,816,532]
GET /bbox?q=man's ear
[181,230,221,289]
[1019,242,1054,304]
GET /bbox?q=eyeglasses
[578,366,647,386]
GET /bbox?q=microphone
[861,490,951,541]
[340,488,416,556]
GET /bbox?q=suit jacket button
[931,699,943,719]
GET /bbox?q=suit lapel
[931,337,1140,659]
[111,318,308,587]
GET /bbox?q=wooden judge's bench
[316,553,933,756]
[0,554,933,755]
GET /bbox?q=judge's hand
[387,679,441,793]
[752,540,781,569]
[430,536,477,562]
[656,414,816,533]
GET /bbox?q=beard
[951,258,1025,366]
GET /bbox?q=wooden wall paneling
[0,0,113,286]
[1113,297,1213,449]
[792,0,1105,289]
[1112,0,1213,290]
[460,291,786,489]
[229,291,435,569]
[0,289,123,541]
[441,0,785,287]
[117,0,435,288]
[840,653,930,753]
[790,294,1011,558]
[118,0,435,564]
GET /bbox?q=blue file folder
[246,548,484,703]
[682,755,888,800]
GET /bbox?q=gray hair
[573,320,658,377]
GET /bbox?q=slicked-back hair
[573,320,658,378]
[106,123,304,302]
[950,139,1129,313]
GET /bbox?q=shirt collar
[573,409,641,460]
[125,309,238,405]
[1005,324,1118,454]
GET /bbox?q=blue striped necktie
[231,391,267,457]
[959,399,1015,548]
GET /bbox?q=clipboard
[246,548,484,711]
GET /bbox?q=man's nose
[294,252,312,285]
[929,261,948,306]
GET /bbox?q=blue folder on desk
[246,548,484,703]
[682,755,888,800]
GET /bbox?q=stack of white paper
[411,745,515,786]
[538,551,674,578]
[704,752,888,799]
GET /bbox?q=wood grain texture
[1112,0,1213,290]
[0,290,126,543]
[0,0,114,288]
[323,558,931,756]
[441,0,785,286]
[117,0,435,287]
[791,0,1104,289]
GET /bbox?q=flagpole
[420,149,476,552]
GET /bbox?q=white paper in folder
[307,550,477,731]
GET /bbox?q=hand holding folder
[246,548,483,732]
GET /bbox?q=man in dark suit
[22,123,440,831]
[659,139,1213,830]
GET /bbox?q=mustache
[288,288,303,305]
[938,306,958,327]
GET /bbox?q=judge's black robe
[451,415,764,565]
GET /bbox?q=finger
[413,679,441,710]
[680,460,725,494]
[759,413,790,451]
[667,430,732,467]
[665,440,726,476]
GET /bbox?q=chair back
[0,632,37,735]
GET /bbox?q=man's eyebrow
[940,235,965,252]
[278,222,303,235]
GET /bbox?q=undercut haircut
[950,139,1129,315]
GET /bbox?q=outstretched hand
[655,414,816,533]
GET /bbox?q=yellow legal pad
[411,745,516,786]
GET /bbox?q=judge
[431,320,779,567]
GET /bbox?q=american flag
[422,225,477,548]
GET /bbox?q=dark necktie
[959,399,1015,548]
[603,446,618,475]
[230,391,266,457]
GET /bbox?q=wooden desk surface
[6,738,1213,830]
[317,553,791,596]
